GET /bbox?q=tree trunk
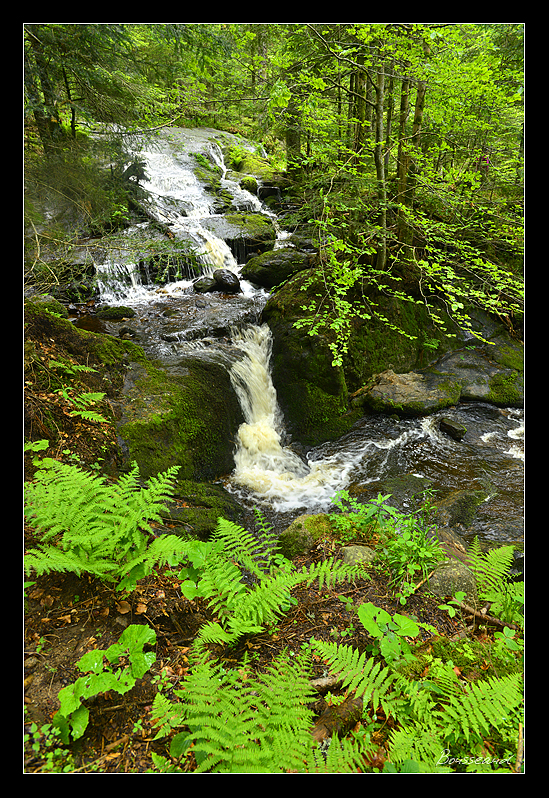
[373,55,387,271]
[284,89,302,180]
[25,25,63,154]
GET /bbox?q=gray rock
[439,417,467,441]
[341,545,378,567]
[428,561,477,603]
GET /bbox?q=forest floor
[24,517,463,774]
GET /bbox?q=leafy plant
[150,646,380,774]
[466,537,523,625]
[48,359,108,423]
[379,509,446,605]
[438,591,467,618]
[357,602,431,666]
[24,451,182,588]
[24,707,76,773]
[53,624,156,743]
[328,490,400,544]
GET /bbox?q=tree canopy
[24,23,524,352]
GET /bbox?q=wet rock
[439,417,467,441]
[241,247,316,289]
[96,305,136,320]
[213,268,241,293]
[363,369,462,416]
[193,275,217,293]
[434,489,489,529]
[278,514,332,559]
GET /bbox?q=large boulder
[115,353,245,482]
[242,247,316,289]
[355,334,523,416]
[358,369,462,416]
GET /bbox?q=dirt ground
[24,528,462,774]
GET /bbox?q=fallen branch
[456,601,519,631]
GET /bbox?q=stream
[77,128,524,551]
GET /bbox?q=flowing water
[84,128,524,549]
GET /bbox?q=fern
[152,648,318,773]
[152,648,372,773]
[187,517,365,650]
[308,638,396,718]
[467,537,515,599]
[24,458,182,586]
[387,661,524,771]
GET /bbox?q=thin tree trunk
[373,55,387,271]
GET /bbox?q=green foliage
[24,706,76,773]
[386,661,523,772]
[357,602,429,665]
[176,515,365,650]
[328,490,401,543]
[467,537,523,627]
[24,452,182,588]
[308,638,397,717]
[53,624,156,743]
[151,646,377,773]
[378,502,446,605]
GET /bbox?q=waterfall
[88,127,523,544]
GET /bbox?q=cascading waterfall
[90,128,523,543]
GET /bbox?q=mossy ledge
[24,297,245,485]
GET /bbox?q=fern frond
[164,650,319,773]
[434,671,523,744]
[24,459,180,584]
[467,537,515,599]
[387,723,451,772]
[309,638,396,716]
[212,517,269,580]
[24,544,117,578]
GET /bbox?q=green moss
[495,344,524,372]
[96,306,136,320]
[487,371,522,406]
[278,513,333,559]
[161,480,245,539]
[117,356,244,481]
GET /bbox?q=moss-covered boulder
[96,305,136,320]
[241,247,316,290]
[359,369,463,416]
[278,513,333,559]
[116,354,245,482]
[434,488,491,529]
[160,480,246,540]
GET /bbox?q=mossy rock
[161,480,246,540]
[96,305,136,320]
[434,488,490,529]
[427,561,477,603]
[340,545,378,567]
[239,175,258,194]
[278,513,333,559]
[116,355,245,482]
[201,212,276,261]
[362,369,462,416]
[242,247,316,290]
[25,293,69,319]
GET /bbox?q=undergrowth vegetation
[24,446,524,773]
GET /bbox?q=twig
[456,601,519,631]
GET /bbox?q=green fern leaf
[467,537,515,599]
